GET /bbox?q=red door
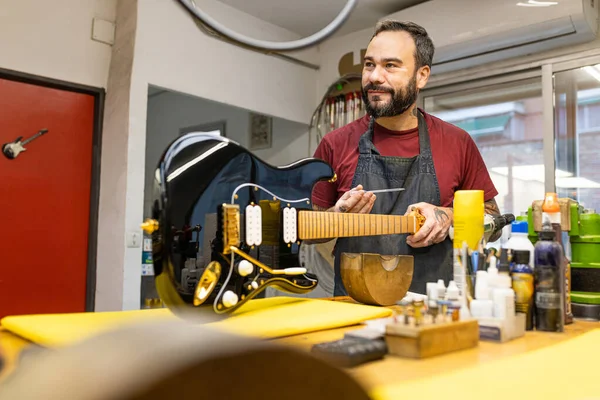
[0,77,96,318]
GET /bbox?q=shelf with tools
[309,74,366,146]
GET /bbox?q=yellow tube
[453,190,484,250]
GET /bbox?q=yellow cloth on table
[371,328,600,400]
[0,297,392,347]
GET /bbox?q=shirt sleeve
[460,135,499,202]
[311,138,338,209]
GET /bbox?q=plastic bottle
[486,259,499,300]
[511,249,534,330]
[497,248,511,275]
[453,190,484,291]
[453,190,484,251]
[445,280,461,307]
[470,270,493,318]
[436,279,446,300]
[504,221,535,269]
[534,215,564,332]
[541,192,573,325]
[492,274,515,319]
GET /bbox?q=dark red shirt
[312,111,498,209]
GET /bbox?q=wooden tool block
[384,319,479,359]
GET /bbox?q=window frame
[418,52,600,199]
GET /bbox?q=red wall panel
[0,78,95,318]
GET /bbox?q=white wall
[134,0,319,125]
[97,0,320,310]
[144,90,310,218]
[95,0,138,312]
[0,0,116,88]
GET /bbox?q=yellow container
[453,190,484,250]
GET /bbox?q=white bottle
[470,270,494,318]
[503,221,535,268]
[474,270,490,300]
[486,259,498,301]
[493,274,516,319]
[445,280,460,307]
[436,279,446,300]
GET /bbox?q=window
[554,64,600,211]
[423,77,544,217]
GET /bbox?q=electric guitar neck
[297,210,424,240]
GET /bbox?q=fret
[360,214,365,236]
[297,211,419,240]
[319,212,323,238]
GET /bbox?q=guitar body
[149,133,336,314]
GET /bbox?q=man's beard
[361,75,418,119]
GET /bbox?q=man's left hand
[404,202,453,248]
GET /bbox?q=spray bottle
[541,193,573,325]
[534,214,564,332]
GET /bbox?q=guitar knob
[237,260,254,276]
[222,291,238,308]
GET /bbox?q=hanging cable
[176,0,358,52]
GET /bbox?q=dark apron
[333,111,453,296]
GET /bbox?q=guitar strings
[230,183,310,205]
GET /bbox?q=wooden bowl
[340,252,414,306]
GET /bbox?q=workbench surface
[1,315,598,392]
[278,320,598,391]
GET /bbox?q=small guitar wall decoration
[2,129,49,160]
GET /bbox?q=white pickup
[245,204,262,246]
[283,207,297,244]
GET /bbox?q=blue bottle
[534,218,564,332]
[511,249,534,330]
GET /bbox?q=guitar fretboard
[297,211,418,240]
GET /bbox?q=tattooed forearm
[484,198,501,216]
[485,198,502,242]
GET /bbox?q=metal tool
[368,188,405,194]
[350,188,405,194]
[2,129,49,160]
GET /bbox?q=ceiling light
[583,65,600,83]
[517,0,558,6]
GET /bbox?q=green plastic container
[527,205,600,306]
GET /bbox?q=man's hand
[404,202,453,248]
[333,184,376,214]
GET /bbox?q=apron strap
[416,110,433,159]
[358,117,379,155]
[416,109,435,174]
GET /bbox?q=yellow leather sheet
[371,328,600,400]
[0,297,392,347]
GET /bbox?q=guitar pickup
[245,204,262,246]
[283,206,297,244]
[222,204,241,254]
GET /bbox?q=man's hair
[371,20,435,70]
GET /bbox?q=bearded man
[311,20,501,295]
